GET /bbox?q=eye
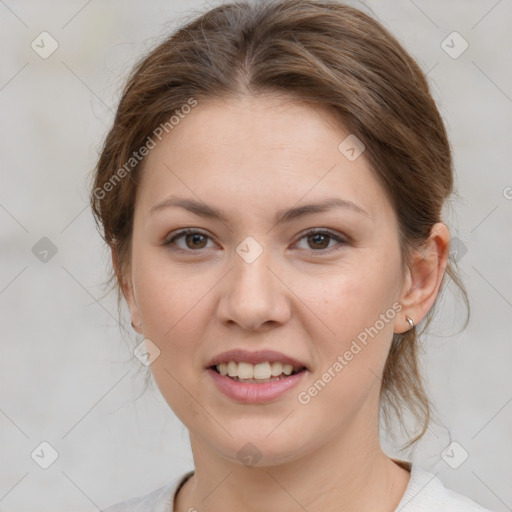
[164,228,215,251]
[295,228,348,252]
[164,228,349,253]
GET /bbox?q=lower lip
[206,368,307,404]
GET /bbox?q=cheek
[131,248,206,352]
[312,260,399,329]
[132,254,209,416]
[302,254,401,375]
[295,273,398,423]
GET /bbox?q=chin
[203,428,312,469]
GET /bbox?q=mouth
[209,361,307,384]
[206,359,308,403]
[205,349,309,402]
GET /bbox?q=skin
[119,93,450,512]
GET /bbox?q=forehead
[136,94,393,224]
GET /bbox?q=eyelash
[163,228,349,254]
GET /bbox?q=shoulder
[103,471,194,512]
[396,463,495,512]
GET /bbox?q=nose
[217,248,291,331]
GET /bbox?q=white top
[103,462,494,511]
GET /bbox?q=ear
[111,246,142,334]
[395,222,450,333]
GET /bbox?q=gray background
[1,0,511,510]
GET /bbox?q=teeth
[254,362,271,380]
[282,364,293,376]
[215,361,298,380]
[237,362,253,380]
[227,361,237,377]
[270,361,283,377]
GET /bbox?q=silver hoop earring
[406,316,414,330]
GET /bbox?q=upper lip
[206,349,308,370]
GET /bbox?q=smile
[213,361,305,382]
[207,364,307,403]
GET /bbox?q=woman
[92,1,494,510]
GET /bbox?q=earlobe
[395,223,450,333]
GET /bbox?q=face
[124,94,408,466]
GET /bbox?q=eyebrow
[149,196,370,224]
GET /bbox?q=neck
[175,415,410,512]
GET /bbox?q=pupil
[187,234,206,249]
[310,233,329,249]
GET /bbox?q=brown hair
[90,0,469,449]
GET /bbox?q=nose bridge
[219,236,289,329]
[232,240,275,303]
